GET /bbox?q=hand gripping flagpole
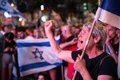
[72,20,96,80]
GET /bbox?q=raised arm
[105,36,118,63]
[44,20,74,63]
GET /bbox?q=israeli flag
[95,0,120,29]
[0,0,26,21]
[0,0,13,13]
[16,36,62,77]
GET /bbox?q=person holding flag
[95,0,120,79]
[44,20,117,80]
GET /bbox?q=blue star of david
[32,48,44,60]
[1,0,7,7]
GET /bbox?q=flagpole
[11,15,15,27]
[61,64,65,80]
[72,20,96,80]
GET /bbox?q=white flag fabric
[16,36,62,77]
[95,0,120,29]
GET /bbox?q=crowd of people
[0,11,120,80]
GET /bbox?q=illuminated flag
[95,0,120,29]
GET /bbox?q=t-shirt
[71,50,118,80]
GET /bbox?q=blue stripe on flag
[17,39,61,47]
[19,62,61,72]
[100,0,120,16]
[0,0,13,13]
[0,7,9,13]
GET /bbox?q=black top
[4,40,16,54]
[66,36,75,42]
[71,50,118,80]
[112,42,119,55]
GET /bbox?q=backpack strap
[99,55,110,66]
[93,55,110,78]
